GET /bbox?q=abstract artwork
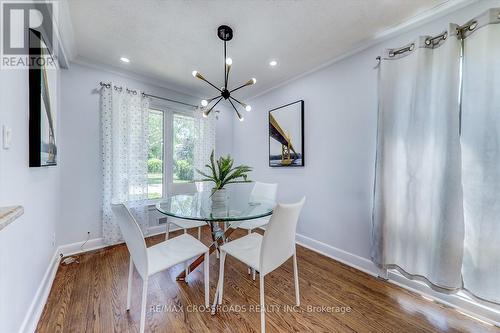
[269,100,304,167]
[29,29,57,167]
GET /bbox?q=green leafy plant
[148,158,163,173]
[196,150,252,192]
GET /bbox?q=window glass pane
[148,109,164,199]
[173,114,195,183]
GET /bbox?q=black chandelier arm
[229,83,248,94]
[229,78,255,94]
[205,96,223,116]
[224,40,227,89]
[229,96,245,108]
[196,76,221,92]
[228,98,243,119]
[206,95,220,103]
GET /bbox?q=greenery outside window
[147,109,164,199]
[173,114,195,183]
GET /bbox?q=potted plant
[196,150,252,205]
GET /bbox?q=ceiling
[68,0,449,99]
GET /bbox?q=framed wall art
[269,100,304,167]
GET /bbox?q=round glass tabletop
[155,191,274,222]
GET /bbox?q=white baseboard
[57,225,184,258]
[295,233,378,277]
[19,249,61,333]
[58,237,107,258]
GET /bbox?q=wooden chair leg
[126,256,133,310]
[139,277,148,333]
[204,252,209,307]
[259,274,266,333]
[293,252,300,306]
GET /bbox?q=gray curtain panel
[372,25,464,291]
[461,10,500,304]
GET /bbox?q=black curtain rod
[143,93,198,108]
[99,82,198,108]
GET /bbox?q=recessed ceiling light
[269,60,278,67]
[120,57,130,63]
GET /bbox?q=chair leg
[259,274,266,333]
[139,277,148,333]
[126,256,133,310]
[204,251,209,307]
[218,251,226,304]
[293,252,300,306]
[165,222,170,240]
[248,228,252,275]
[198,226,201,240]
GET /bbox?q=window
[147,109,164,199]
[172,114,195,183]
[146,109,196,200]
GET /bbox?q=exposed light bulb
[245,105,252,112]
[120,57,130,63]
[203,111,209,118]
[192,70,198,77]
[201,99,208,107]
[225,57,233,66]
[251,78,257,84]
[269,60,278,67]
[239,116,245,122]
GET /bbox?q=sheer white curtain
[372,26,465,291]
[461,10,500,303]
[101,85,150,244]
[193,107,216,190]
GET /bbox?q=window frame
[146,107,196,203]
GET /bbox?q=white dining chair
[166,182,206,241]
[215,197,305,333]
[235,182,278,279]
[112,204,209,333]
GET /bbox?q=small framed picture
[29,29,58,167]
[268,100,304,167]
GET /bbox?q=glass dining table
[156,190,274,281]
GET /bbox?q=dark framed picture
[29,29,57,167]
[269,100,304,167]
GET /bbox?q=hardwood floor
[37,228,499,333]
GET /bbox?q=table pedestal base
[176,221,235,281]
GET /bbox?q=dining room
[1,0,500,332]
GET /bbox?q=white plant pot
[211,188,228,207]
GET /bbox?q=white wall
[233,0,500,259]
[58,62,233,246]
[0,62,60,332]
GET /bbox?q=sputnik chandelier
[192,25,256,121]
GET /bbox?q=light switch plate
[2,125,12,149]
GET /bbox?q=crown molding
[71,56,202,100]
[247,0,477,100]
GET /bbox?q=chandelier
[192,25,256,121]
